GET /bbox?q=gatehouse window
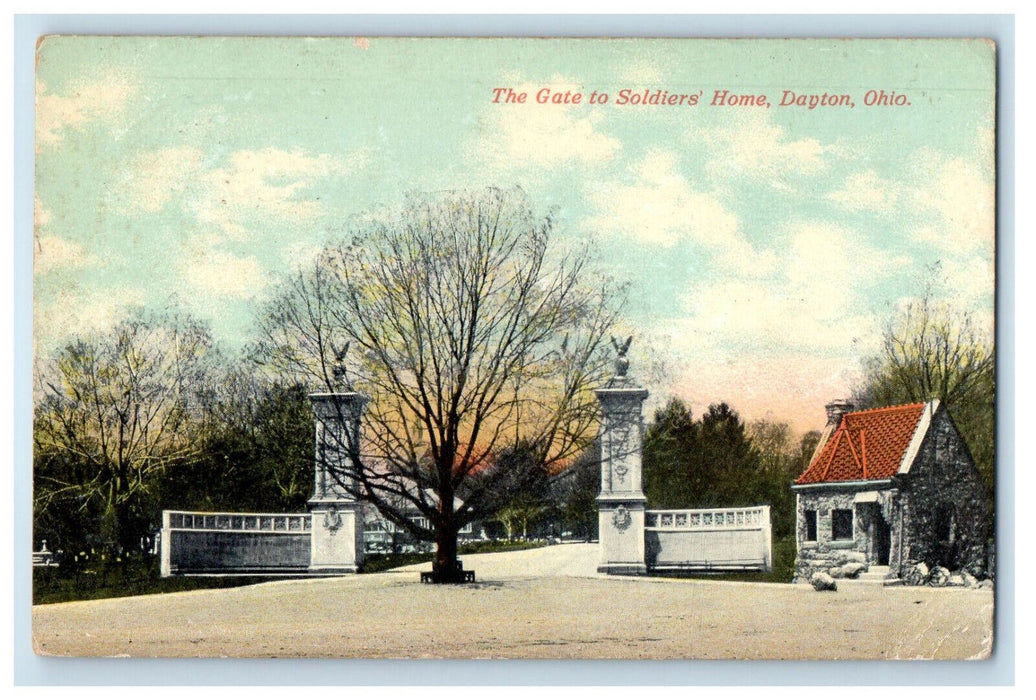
[832,509,854,541]
[804,509,818,541]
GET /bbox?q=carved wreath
[324,506,343,535]
[612,505,632,533]
[608,422,633,482]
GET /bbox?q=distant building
[361,502,482,554]
[792,400,988,582]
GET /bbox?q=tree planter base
[420,560,476,584]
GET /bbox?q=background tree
[644,400,760,503]
[255,187,621,579]
[855,292,995,519]
[159,374,313,514]
[644,400,762,508]
[642,398,697,508]
[697,403,764,507]
[745,419,800,538]
[794,430,822,476]
[485,442,553,540]
[642,400,799,536]
[33,309,217,555]
[548,442,601,541]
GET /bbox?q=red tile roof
[795,403,927,485]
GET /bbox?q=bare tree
[860,294,994,409]
[255,187,622,579]
[34,309,218,553]
[746,419,792,473]
[856,292,995,513]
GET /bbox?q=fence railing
[646,506,768,530]
[163,510,311,533]
[644,505,772,571]
[32,541,58,567]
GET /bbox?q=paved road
[32,543,994,659]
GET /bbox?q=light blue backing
[13,13,1015,686]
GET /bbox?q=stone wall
[897,409,988,576]
[793,488,870,582]
[646,506,772,571]
[165,530,311,574]
[647,528,771,571]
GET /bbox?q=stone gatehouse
[792,399,987,582]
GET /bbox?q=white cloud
[920,255,995,331]
[116,146,358,239]
[119,147,205,213]
[821,149,994,336]
[910,152,994,255]
[638,217,896,429]
[475,76,620,170]
[697,111,828,180]
[826,170,901,212]
[281,239,327,270]
[684,278,880,355]
[34,286,147,350]
[782,222,906,319]
[181,248,266,299]
[36,73,138,148]
[34,195,96,274]
[34,234,93,275]
[34,194,51,229]
[672,222,899,366]
[973,121,995,176]
[827,149,994,258]
[584,150,777,276]
[194,147,344,237]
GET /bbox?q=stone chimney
[824,399,855,428]
[808,399,856,468]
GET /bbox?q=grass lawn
[34,537,793,604]
[32,559,276,605]
[33,539,551,604]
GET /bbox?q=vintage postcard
[32,37,996,660]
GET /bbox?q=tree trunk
[434,521,460,582]
[432,453,462,582]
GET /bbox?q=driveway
[32,543,994,659]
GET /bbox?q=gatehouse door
[873,510,891,566]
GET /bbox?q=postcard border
[12,12,1017,687]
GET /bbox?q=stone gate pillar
[596,337,649,575]
[308,390,368,574]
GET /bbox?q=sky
[33,37,996,434]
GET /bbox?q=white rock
[840,562,867,579]
[904,562,929,586]
[810,571,837,591]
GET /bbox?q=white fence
[161,510,313,576]
[164,511,312,533]
[32,541,58,567]
[645,506,772,571]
